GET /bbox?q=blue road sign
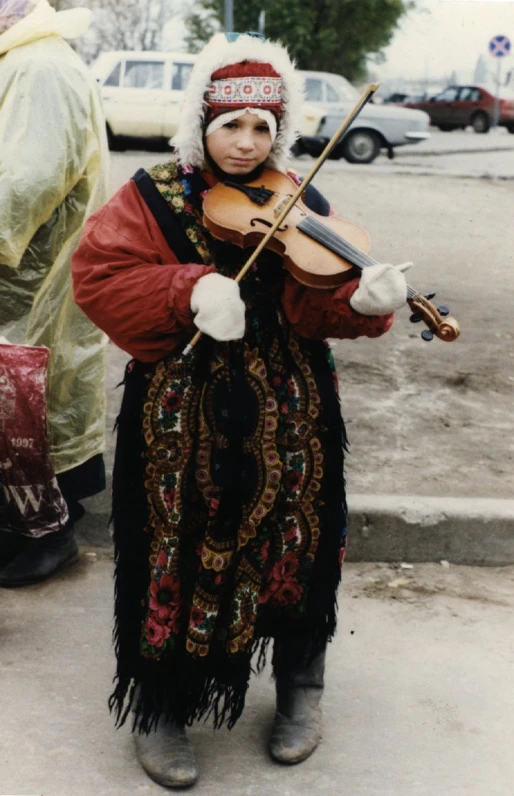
[489,35,511,58]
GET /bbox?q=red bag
[0,343,69,537]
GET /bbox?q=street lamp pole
[225,0,233,33]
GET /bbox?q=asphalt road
[2,558,514,796]
[325,128,514,179]
[109,127,514,190]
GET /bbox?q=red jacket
[72,176,393,362]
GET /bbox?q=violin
[203,169,460,343]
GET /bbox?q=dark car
[383,92,410,104]
[383,92,427,105]
[405,84,514,133]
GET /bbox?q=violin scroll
[408,293,460,343]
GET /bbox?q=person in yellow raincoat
[0,0,110,586]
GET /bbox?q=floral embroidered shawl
[109,156,347,732]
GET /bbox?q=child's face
[205,111,274,175]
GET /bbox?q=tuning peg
[421,330,434,342]
[424,291,436,300]
[437,304,450,317]
[409,312,424,323]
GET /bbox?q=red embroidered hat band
[208,76,282,107]
[206,62,284,116]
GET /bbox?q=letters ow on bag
[0,344,69,536]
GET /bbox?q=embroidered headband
[205,61,284,122]
[208,75,282,108]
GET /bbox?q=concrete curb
[77,483,514,567]
[398,144,513,158]
[345,494,514,566]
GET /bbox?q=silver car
[297,70,431,164]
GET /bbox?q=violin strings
[299,217,417,299]
[299,218,376,271]
[301,220,372,269]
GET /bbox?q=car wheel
[341,130,381,164]
[507,124,514,134]
[471,112,490,134]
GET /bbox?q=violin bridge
[274,197,290,218]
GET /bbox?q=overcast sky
[165,1,513,87]
[379,0,514,81]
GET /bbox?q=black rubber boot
[0,530,30,569]
[0,522,79,587]
[134,720,198,789]
[269,639,326,764]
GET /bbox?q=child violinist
[72,32,412,789]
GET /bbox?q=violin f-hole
[250,217,289,233]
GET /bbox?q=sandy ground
[106,144,513,502]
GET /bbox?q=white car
[297,70,431,163]
[90,51,197,148]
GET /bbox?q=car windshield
[436,87,459,101]
[324,73,359,102]
[302,71,359,103]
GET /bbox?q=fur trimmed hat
[172,32,304,171]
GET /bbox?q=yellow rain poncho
[0,0,109,475]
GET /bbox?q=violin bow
[183,83,380,354]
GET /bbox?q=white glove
[190,272,246,341]
[349,262,413,316]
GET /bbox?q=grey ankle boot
[269,640,326,765]
[134,720,198,789]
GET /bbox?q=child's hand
[349,262,413,316]
[190,272,246,340]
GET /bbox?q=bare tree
[473,55,488,85]
[89,0,169,51]
[48,0,185,63]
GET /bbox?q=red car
[405,85,514,134]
